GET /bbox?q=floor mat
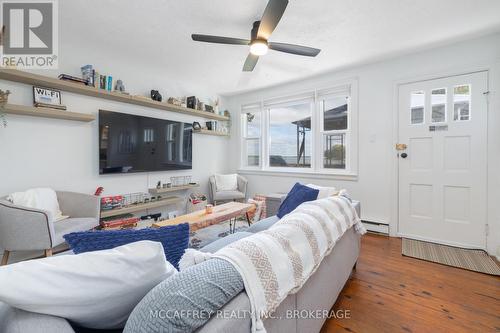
[402,238,500,276]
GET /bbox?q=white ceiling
[60,0,500,96]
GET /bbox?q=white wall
[0,55,230,211]
[223,33,500,257]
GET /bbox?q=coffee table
[152,201,255,233]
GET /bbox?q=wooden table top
[152,201,255,231]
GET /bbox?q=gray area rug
[402,238,500,276]
[189,218,249,249]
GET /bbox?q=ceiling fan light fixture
[250,40,268,56]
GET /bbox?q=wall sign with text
[33,86,62,105]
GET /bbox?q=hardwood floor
[321,233,500,333]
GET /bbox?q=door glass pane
[269,101,312,168]
[322,95,349,130]
[431,88,447,123]
[243,111,261,137]
[410,91,425,124]
[323,133,346,169]
[453,85,471,121]
[246,139,259,166]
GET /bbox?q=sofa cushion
[124,258,244,333]
[0,241,175,330]
[214,190,245,201]
[277,183,319,218]
[0,302,75,333]
[246,215,280,233]
[64,224,189,269]
[200,231,254,253]
[53,218,99,246]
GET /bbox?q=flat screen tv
[99,110,193,174]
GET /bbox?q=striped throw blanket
[180,196,366,333]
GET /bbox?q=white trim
[238,78,359,177]
[237,168,358,181]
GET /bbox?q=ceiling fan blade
[257,0,289,40]
[191,34,250,45]
[269,42,321,57]
[243,53,259,72]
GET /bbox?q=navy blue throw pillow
[64,224,189,269]
[277,183,319,218]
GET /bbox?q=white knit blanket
[180,196,366,333]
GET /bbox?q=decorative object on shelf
[170,176,192,187]
[186,96,196,109]
[167,97,182,106]
[166,183,172,188]
[58,74,88,86]
[0,89,11,127]
[115,79,126,93]
[151,90,162,102]
[100,195,124,211]
[94,187,104,196]
[224,110,230,117]
[206,121,217,131]
[33,86,63,109]
[106,76,113,92]
[213,97,220,114]
[99,75,106,89]
[192,121,201,131]
[204,104,214,113]
[156,181,161,189]
[81,65,94,87]
[197,101,205,111]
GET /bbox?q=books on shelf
[100,216,140,230]
[58,74,89,85]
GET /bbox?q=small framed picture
[33,86,62,106]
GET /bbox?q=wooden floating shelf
[0,68,230,121]
[194,129,230,137]
[100,196,183,218]
[149,184,200,195]
[2,103,95,122]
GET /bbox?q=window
[241,105,261,167]
[431,88,447,123]
[319,94,349,169]
[410,91,425,124]
[268,100,312,168]
[453,85,471,121]
[240,80,358,176]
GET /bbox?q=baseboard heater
[361,220,389,235]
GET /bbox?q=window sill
[237,169,358,181]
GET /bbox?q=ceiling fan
[191,0,321,72]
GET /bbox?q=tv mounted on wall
[99,110,193,174]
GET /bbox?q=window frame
[240,104,262,169]
[239,79,358,178]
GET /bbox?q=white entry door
[398,71,488,248]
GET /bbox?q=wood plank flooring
[321,233,500,333]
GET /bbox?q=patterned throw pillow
[64,224,189,269]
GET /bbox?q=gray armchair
[209,175,248,205]
[0,191,100,265]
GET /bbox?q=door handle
[401,153,408,158]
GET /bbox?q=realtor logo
[1,0,58,68]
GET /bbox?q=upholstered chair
[0,191,100,265]
[208,175,248,205]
